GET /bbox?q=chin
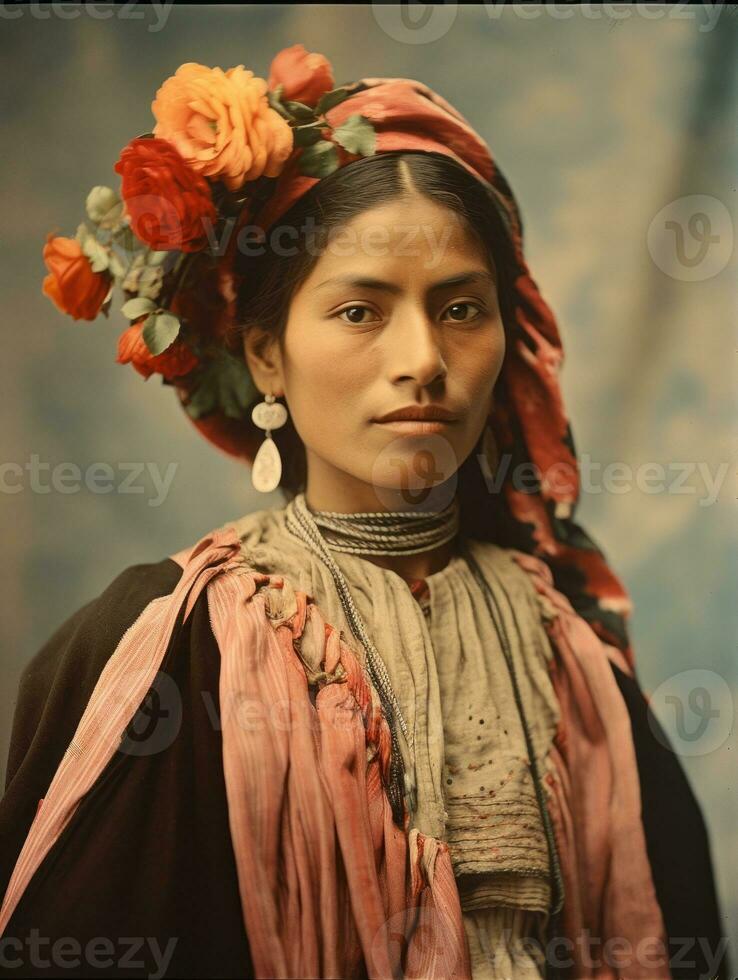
[369,452,461,494]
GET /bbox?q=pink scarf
[0,524,670,978]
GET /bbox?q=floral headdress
[42,44,376,420]
[42,43,640,672]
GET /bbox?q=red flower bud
[268,44,334,108]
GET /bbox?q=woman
[0,48,730,979]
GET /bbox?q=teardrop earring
[251,392,288,493]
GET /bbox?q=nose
[387,308,448,387]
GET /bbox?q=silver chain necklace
[284,492,460,822]
[299,494,461,556]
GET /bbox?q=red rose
[268,44,334,107]
[114,137,218,252]
[41,235,112,321]
[116,319,199,380]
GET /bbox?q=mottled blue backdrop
[1,2,735,959]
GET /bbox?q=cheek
[455,327,505,391]
[281,339,375,443]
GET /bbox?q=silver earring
[251,392,288,493]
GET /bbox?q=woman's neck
[302,473,461,580]
[354,534,459,581]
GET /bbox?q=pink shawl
[0,523,671,978]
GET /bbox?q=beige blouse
[233,503,561,978]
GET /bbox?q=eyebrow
[312,269,497,294]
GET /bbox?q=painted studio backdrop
[1,1,735,960]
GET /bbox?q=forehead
[304,196,491,284]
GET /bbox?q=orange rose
[116,319,199,380]
[42,235,112,321]
[151,62,294,192]
[268,44,334,107]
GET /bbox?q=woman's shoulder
[22,556,183,680]
[6,557,183,788]
[461,535,559,614]
[225,503,317,585]
[230,503,288,546]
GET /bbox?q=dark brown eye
[336,305,377,325]
[444,302,483,323]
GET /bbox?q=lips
[372,405,460,423]
[374,418,455,435]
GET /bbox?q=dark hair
[233,150,518,530]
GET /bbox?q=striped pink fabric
[204,539,472,978]
[0,524,671,979]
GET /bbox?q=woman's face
[244,193,506,513]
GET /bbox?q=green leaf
[293,123,325,148]
[75,222,91,244]
[314,86,353,116]
[80,235,110,273]
[142,311,181,355]
[100,284,115,319]
[184,351,257,421]
[282,99,315,123]
[108,251,127,280]
[266,86,290,120]
[332,114,376,157]
[121,296,156,320]
[298,140,340,178]
[138,267,165,300]
[122,255,164,300]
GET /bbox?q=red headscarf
[173,75,636,671]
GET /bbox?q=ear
[242,325,285,398]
